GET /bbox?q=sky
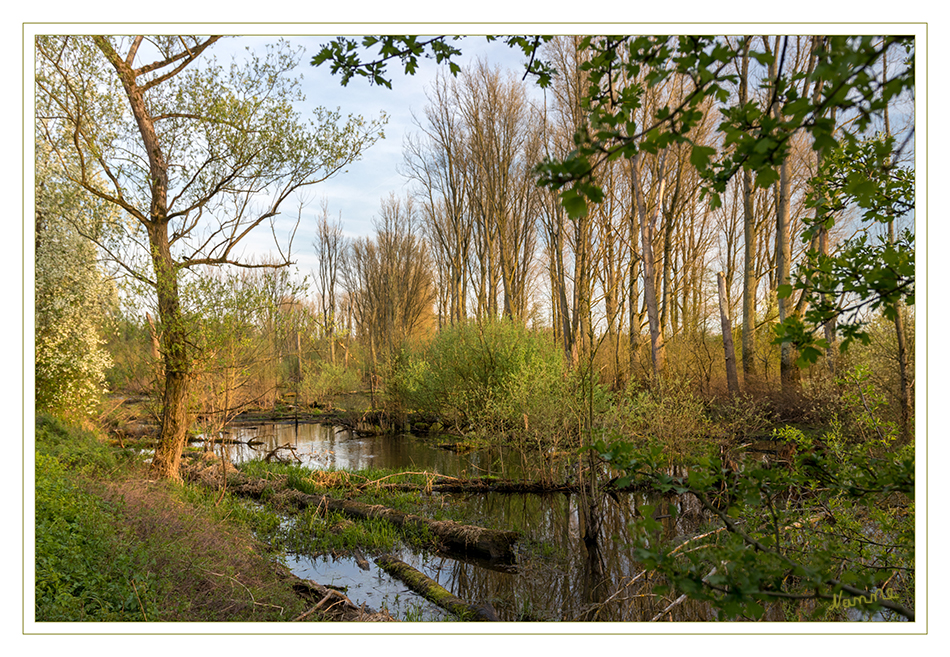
[25,25,930,294]
[217,34,539,280]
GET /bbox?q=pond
[203,421,776,622]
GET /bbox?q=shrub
[613,379,713,462]
[388,319,568,435]
[302,361,362,406]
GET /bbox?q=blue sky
[222,35,537,278]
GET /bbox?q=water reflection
[206,422,542,479]
[210,422,764,621]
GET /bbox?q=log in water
[375,553,500,621]
[227,474,520,561]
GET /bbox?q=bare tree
[313,198,345,364]
[343,194,436,375]
[458,61,541,322]
[403,72,472,326]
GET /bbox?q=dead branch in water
[291,578,394,622]
[263,443,302,463]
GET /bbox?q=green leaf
[561,188,589,219]
[689,144,717,170]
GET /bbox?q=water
[201,422,750,621]
[207,421,536,479]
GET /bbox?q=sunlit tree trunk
[882,46,912,438]
[632,151,668,379]
[739,37,759,381]
[95,38,193,479]
[718,271,741,396]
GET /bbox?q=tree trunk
[882,52,912,440]
[632,151,668,379]
[739,38,758,381]
[95,37,196,480]
[718,272,741,396]
[147,223,192,481]
[628,186,643,381]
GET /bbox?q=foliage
[35,451,160,621]
[103,314,157,394]
[388,319,567,434]
[34,416,328,622]
[312,35,557,88]
[34,140,116,419]
[529,35,913,218]
[839,365,900,449]
[313,34,915,379]
[182,266,310,429]
[842,309,915,423]
[36,37,387,280]
[343,193,437,365]
[775,135,915,363]
[594,426,914,621]
[612,380,714,463]
[36,35,385,479]
[35,416,157,621]
[302,361,362,405]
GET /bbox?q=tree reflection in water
[222,423,765,621]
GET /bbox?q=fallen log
[375,554,499,621]
[365,478,578,494]
[229,476,520,561]
[359,474,654,495]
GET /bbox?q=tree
[34,139,116,418]
[36,36,384,479]
[596,431,914,621]
[313,199,345,364]
[458,61,542,322]
[774,134,914,368]
[185,265,307,436]
[342,194,436,378]
[402,71,472,327]
[313,31,917,620]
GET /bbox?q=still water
[205,422,767,622]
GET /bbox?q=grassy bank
[34,415,340,623]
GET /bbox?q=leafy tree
[34,139,116,418]
[36,35,384,479]
[593,426,914,621]
[183,265,309,436]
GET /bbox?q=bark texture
[718,272,741,396]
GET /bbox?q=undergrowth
[34,414,328,622]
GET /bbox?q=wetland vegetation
[33,33,916,625]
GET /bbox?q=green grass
[33,413,339,622]
[35,449,159,621]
